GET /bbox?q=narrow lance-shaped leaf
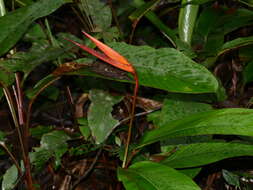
[161,142,253,168]
[219,36,253,56]
[129,0,161,23]
[118,161,200,190]
[139,108,253,148]
[66,31,135,73]
[238,0,253,7]
[148,99,213,127]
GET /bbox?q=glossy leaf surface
[109,42,218,93]
[139,108,253,147]
[118,161,200,190]
[179,0,199,45]
[219,36,253,56]
[148,99,212,127]
[161,142,253,168]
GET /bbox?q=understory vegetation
[1,0,253,189]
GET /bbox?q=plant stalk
[178,0,199,45]
[0,0,6,16]
[14,73,34,190]
[122,72,138,168]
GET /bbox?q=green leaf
[110,42,218,94]
[187,0,215,4]
[24,23,47,42]
[222,169,240,187]
[194,7,253,58]
[41,130,70,165]
[219,36,253,56]
[88,89,122,144]
[0,130,5,141]
[26,74,59,99]
[149,99,213,149]
[2,165,18,190]
[0,66,14,86]
[118,161,200,190]
[78,118,91,139]
[243,60,253,83]
[179,0,199,45]
[179,168,202,178]
[161,142,253,168]
[239,44,253,62]
[129,0,161,22]
[239,0,253,7]
[139,108,253,148]
[14,0,35,7]
[0,0,67,56]
[30,147,52,171]
[78,0,111,32]
[132,0,177,47]
[217,8,253,36]
[29,125,53,139]
[148,99,212,127]
[195,7,222,41]
[30,130,70,170]
[0,47,68,77]
[0,0,6,16]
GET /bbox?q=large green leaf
[88,89,122,144]
[139,108,253,148]
[118,161,200,190]
[148,99,213,150]
[109,42,218,93]
[0,0,68,56]
[161,142,253,168]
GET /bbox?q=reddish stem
[122,71,139,168]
